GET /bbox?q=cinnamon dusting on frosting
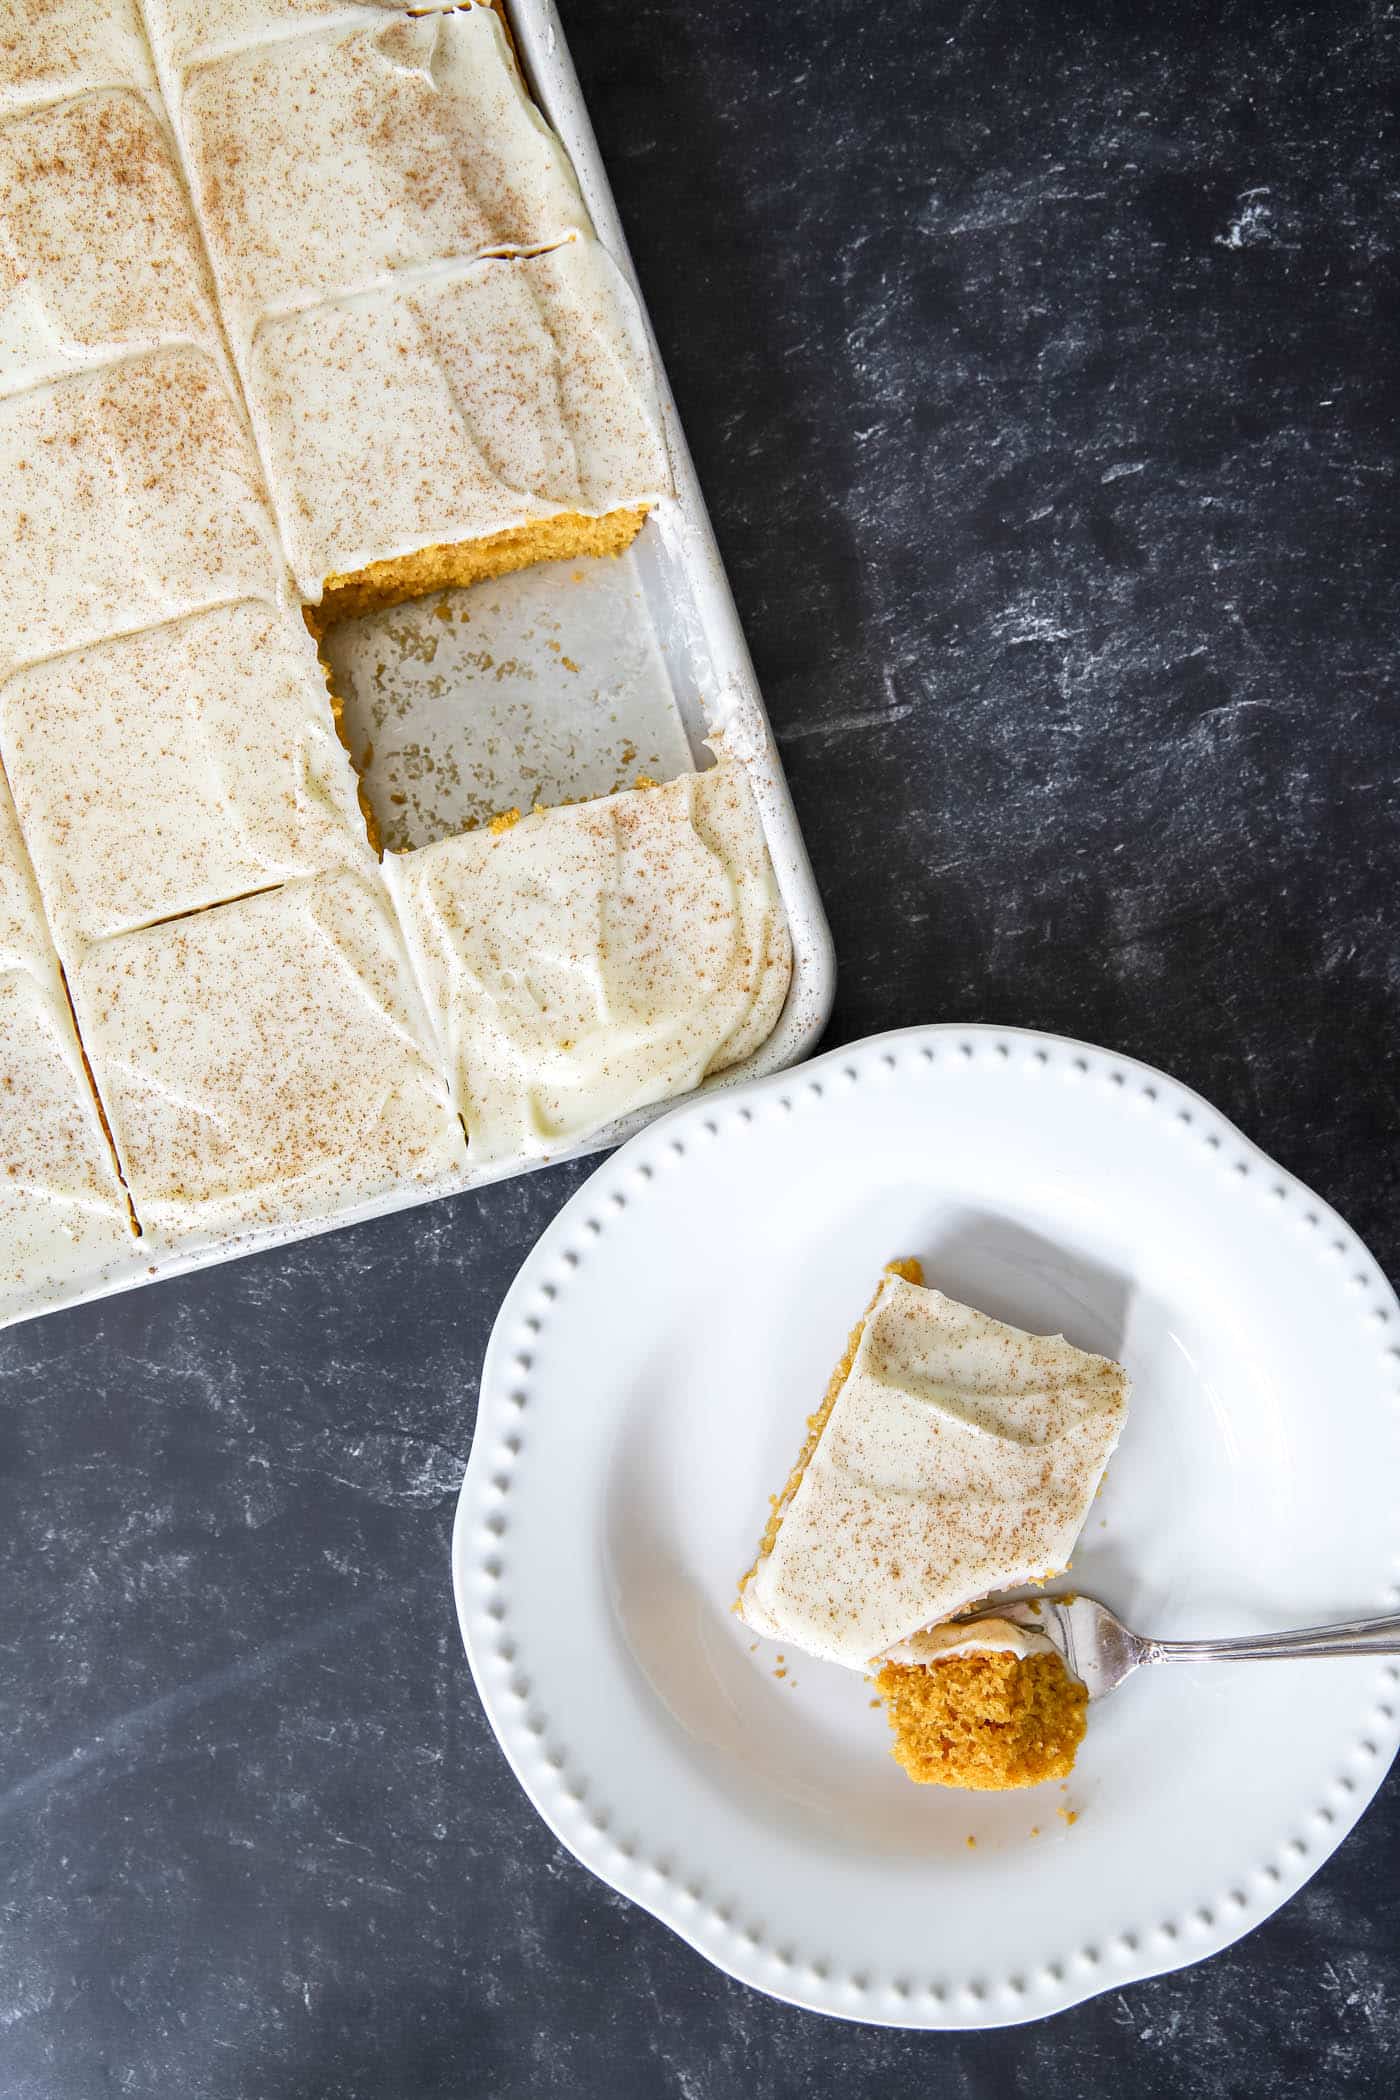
[739,1272,1130,1669]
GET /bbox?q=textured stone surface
[2,0,1398,2092]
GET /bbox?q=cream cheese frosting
[70,868,468,1242]
[0,748,49,971]
[881,1617,1060,1667]
[145,1,479,81]
[250,236,671,600]
[0,86,222,400]
[739,1274,1130,1669]
[165,2,587,354]
[0,601,375,954]
[0,0,154,118]
[0,347,285,679]
[0,766,133,1319]
[385,762,792,1164]
[0,964,139,1318]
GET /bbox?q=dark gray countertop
[4,1,1398,2092]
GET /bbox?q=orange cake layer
[875,1649,1087,1790]
[737,1256,925,1600]
[311,508,651,631]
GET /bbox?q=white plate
[452,1024,1400,2028]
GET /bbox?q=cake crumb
[966,1835,976,1849]
[561,655,579,673]
[1058,1805,1078,1826]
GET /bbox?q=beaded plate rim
[452,1022,1400,2029]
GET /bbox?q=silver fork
[955,1598,1400,1701]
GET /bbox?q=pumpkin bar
[385,761,791,1164]
[0,347,285,680]
[738,1262,1130,1787]
[156,0,587,349]
[0,764,133,1318]
[254,236,668,616]
[68,869,466,1243]
[0,602,375,956]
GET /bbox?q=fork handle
[1147,1613,1400,1664]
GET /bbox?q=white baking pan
[11,0,834,1328]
